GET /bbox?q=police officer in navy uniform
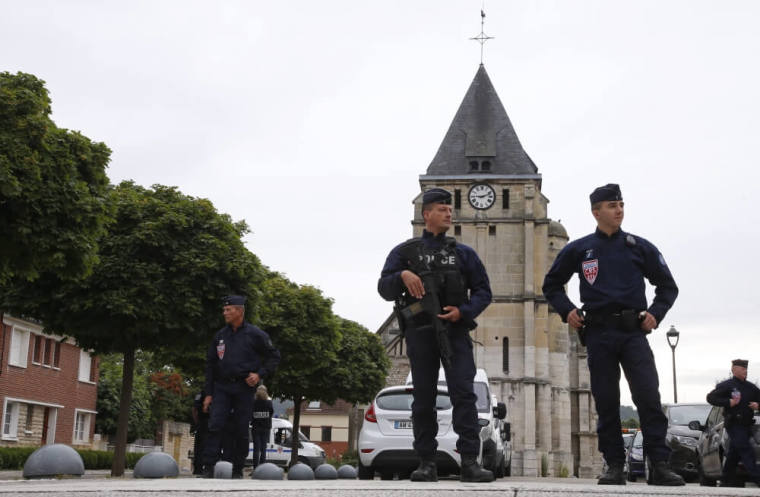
[202,295,280,479]
[378,188,494,483]
[542,184,684,486]
[706,359,760,487]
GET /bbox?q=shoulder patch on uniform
[582,259,599,285]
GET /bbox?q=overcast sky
[3,1,759,406]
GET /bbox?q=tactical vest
[398,236,467,308]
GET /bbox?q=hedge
[0,447,143,470]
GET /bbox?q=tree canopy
[0,72,111,284]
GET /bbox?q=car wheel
[357,462,374,480]
[379,471,394,480]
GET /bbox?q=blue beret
[732,359,749,368]
[222,295,246,306]
[422,188,452,205]
[590,184,622,205]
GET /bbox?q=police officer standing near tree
[378,188,494,483]
[706,359,760,487]
[202,295,280,479]
[542,184,684,486]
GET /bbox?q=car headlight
[672,435,698,447]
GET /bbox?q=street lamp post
[666,325,680,404]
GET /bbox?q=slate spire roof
[425,64,538,177]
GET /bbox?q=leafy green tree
[621,417,640,429]
[258,274,341,466]
[96,352,155,441]
[4,181,265,476]
[329,318,389,452]
[0,72,111,284]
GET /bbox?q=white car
[358,384,459,479]
[246,417,326,469]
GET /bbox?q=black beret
[222,295,246,306]
[422,188,452,205]
[732,359,749,368]
[590,184,623,205]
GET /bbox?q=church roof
[425,64,538,177]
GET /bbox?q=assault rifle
[399,268,453,370]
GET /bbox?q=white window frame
[2,400,20,440]
[78,350,95,384]
[8,326,30,368]
[2,397,64,442]
[73,409,97,444]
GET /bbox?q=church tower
[404,64,599,477]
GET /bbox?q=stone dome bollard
[23,444,85,479]
[132,452,179,478]
[252,462,284,480]
[314,463,338,480]
[337,464,357,479]
[213,460,233,479]
[287,462,315,480]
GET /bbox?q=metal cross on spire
[470,7,494,65]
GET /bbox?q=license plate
[394,420,413,429]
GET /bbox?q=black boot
[460,454,494,482]
[649,461,685,486]
[410,458,438,482]
[598,463,625,485]
[202,465,215,479]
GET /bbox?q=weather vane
[470,6,494,64]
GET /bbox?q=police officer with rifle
[378,188,494,483]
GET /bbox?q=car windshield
[376,390,452,411]
[668,405,711,426]
[474,382,490,413]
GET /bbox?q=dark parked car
[626,430,645,481]
[662,403,712,482]
[692,405,760,487]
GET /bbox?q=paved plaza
[1,473,758,497]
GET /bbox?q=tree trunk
[289,395,303,467]
[111,348,135,476]
[347,404,359,455]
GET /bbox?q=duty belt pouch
[620,310,640,333]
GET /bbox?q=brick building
[1,314,98,448]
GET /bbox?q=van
[405,368,511,477]
[246,417,326,469]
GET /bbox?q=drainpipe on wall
[0,311,5,375]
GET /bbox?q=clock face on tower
[468,183,496,210]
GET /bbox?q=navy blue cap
[732,359,749,368]
[222,295,246,306]
[590,184,622,205]
[422,188,452,205]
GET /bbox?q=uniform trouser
[253,428,269,466]
[192,422,208,474]
[585,325,670,465]
[723,424,760,482]
[202,381,255,469]
[405,324,480,457]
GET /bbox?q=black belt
[585,309,643,332]
[219,376,246,384]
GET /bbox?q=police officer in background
[706,359,760,487]
[251,385,274,468]
[378,188,494,483]
[542,184,684,486]
[202,295,280,479]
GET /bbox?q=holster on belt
[585,309,645,333]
